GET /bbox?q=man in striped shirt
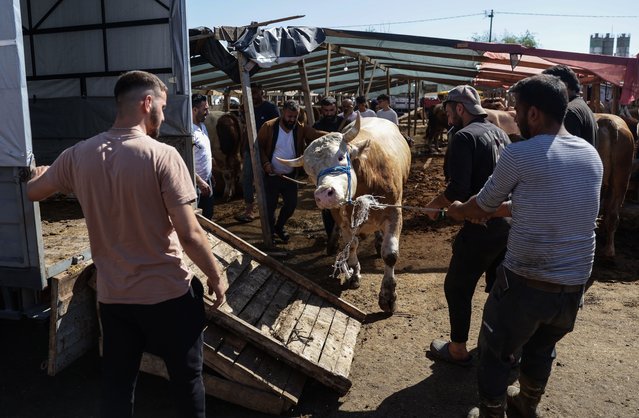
[447,74,603,418]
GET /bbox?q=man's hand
[198,181,211,197]
[31,165,50,180]
[264,162,274,175]
[446,200,465,221]
[207,275,229,309]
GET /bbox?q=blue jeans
[99,279,207,418]
[196,176,214,220]
[477,266,583,402]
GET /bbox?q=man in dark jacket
[257,100,325,243]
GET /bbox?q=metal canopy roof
[191,27,639,103]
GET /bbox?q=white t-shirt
[270,126,296,175]
[193,122,212,180]
[338,111,358,122]
[357,109,377,118]
[376,108,399,125]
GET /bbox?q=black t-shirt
[565,96,597,146]
[444,118,511,203]
[313,116,344,133]
[254,101,280,131]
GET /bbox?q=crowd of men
[25,65,606,417]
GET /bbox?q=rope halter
[315,152,353,205]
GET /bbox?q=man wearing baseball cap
[425,85,512,368]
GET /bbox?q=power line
[496,11,637,18]
[331,13,485,29]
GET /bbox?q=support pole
[386,69,391,96]
[592,81,601,113]
[413,79,419,136]
[238,53,273,247]
[324,44,331,96]
[365,61,378,97]
[358,58,365,97]
[298,59,315,126]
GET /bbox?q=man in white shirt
[192,94,214,219]
[376,94,399,125]
[355,95,377,118]
[338,98,357,123]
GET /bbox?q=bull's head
[278,114,367,209]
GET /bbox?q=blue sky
[186,0,638,55]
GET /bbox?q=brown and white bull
[204,110,242,200]
[279,115,411,313]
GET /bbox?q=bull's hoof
[378,293,397,313]
[347,276,361,289]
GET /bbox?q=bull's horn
[275,156,304,167]
[343,113,361,143]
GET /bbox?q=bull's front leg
[378,211,401,313]
[339,224,361,289]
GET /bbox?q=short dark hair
[191,93,207,108]
[377,94,390,102]
[114,71,167,102]
[282,100,300,112]
[319,96,337,107]
[510,74,568,124]
[355,95,367,105]
[542,65,581,95]
[250,82,262,90]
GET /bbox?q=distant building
[589,33,631,57]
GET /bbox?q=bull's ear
[348,139,371,160]
[343,113,361,143]
[276,156,304,167]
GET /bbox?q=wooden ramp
[175,215,366,414]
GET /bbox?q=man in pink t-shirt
[27,71,228,418]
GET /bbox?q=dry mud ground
[2,132,638,417]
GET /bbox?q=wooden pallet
[190,215,366,399]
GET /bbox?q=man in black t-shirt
[543,65,597,147]
[424,85,511,367]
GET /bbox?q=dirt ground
[2,126,638,417]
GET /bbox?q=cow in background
[424,103,448,153]
[204,110,243,200]
[481,97,508,111]
[485,109,522,142]
[594,114,636,258]
[278,115,411,313]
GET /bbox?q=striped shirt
[476,134,603,285]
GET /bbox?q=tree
[471,30,540,48]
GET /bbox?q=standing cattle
[594,114,636,258]
[424,103,447,153]
[485,109,522,142]
[279,115,411,313]
[204,110,243,200]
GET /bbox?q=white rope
[332,195,445,279]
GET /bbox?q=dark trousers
[445,220,509,343]
[99,279,207,418]
[196,176,214,220]
[264,174,298,233]
[477,266,583,401]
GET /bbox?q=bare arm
[27,166,57,201]
[446,195,511,222]
[424,192,451,220]
[168,203,228,308]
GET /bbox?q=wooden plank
[301,303,337,363]
[333,317,362,379]
[269,287,311,344]
[48,263,98,376]
[254,278,299,335]
[197,215,366,322]
[238,273,286,325]
[286,294,323,356]
[203,373,289,416]
[318,310,350,373]
[209,304,353,395]
[298,60,315,126]
[224,263,273,315]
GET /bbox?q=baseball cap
[443,85,487,116]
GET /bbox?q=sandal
[234,213,255,223]
[427,339,473,367]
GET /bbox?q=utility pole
[487,9,494,42]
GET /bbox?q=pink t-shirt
[45,131,197,304]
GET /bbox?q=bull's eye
[337,155,344,162]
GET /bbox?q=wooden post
[365,61,378,98]
[358,58,365,97]
[611,85,620,114]
[238,54,273,247]
[386,69,391,96]
[592,81,601,113]
[324,44,331,96]
[407,80,413,137]
[298,60,315,126]
[413,79,419,136]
